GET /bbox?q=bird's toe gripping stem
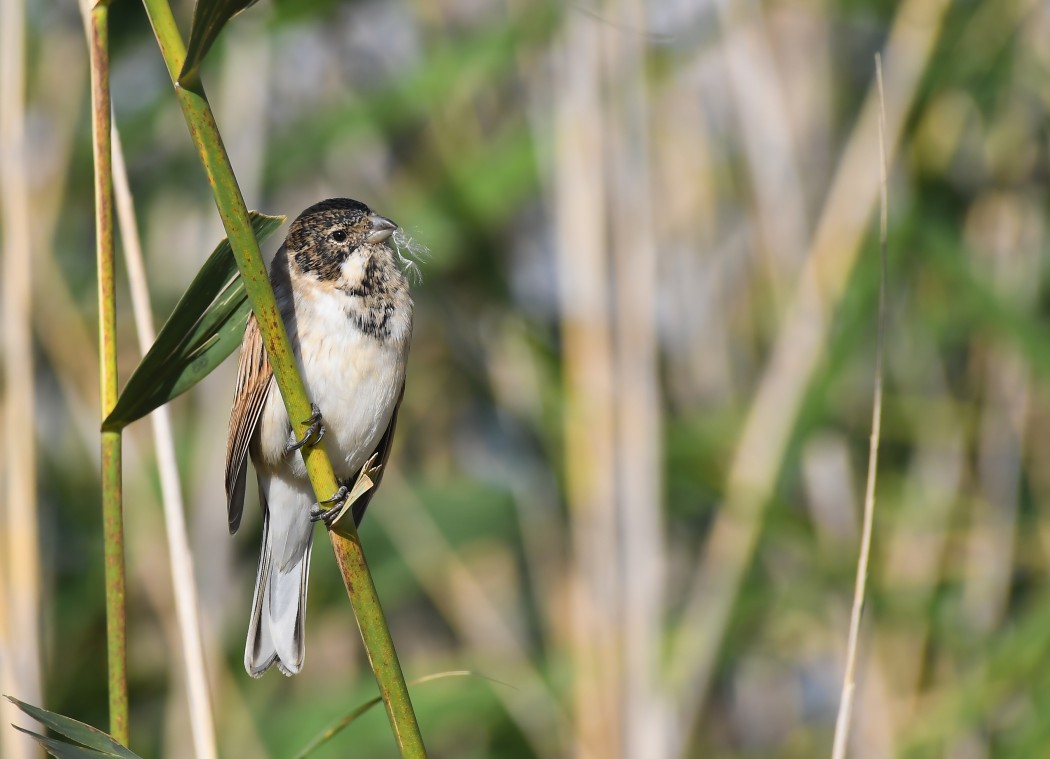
[287,403,325,453]
[309,485,349,527]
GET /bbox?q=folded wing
[225,313,274,534]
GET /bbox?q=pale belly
[252,294,409,483]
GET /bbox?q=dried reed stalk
[1,0,43,753]
[830,53,888,759]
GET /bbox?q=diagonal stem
[137,2,425,755]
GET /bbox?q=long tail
[245,477,315,677]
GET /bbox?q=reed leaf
[179,0,259,82]
[11,730,122,759]
[6,698,141,759]
[102,212,284,431]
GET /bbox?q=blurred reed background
[2,0,1049,756]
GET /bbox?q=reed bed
[2,0,1047,756]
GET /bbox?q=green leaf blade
[179,0,259,82]
[13,729,126,759]
[102,211,283,431]
[6,698,142,759]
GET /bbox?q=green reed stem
[86,0,128,744]
[137,3,426,755]
[100,430,126,744]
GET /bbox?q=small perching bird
[225,198,413,677]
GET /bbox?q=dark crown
[295,197,371,222]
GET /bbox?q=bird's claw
[287,403,325,453]
[309,485,349,526]
[308,454,383,529]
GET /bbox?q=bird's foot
[309,454,383,528]
[286,403,325,453]
[309,484,349,526]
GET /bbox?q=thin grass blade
[293,672,474,759]
[293,696,383,759]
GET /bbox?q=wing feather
[226,314,274,534]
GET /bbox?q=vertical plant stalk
[552,13,620,759]
[138,2,425,755]
[84,0,129,744]
[605,1,667,757]
[715,0,809,307]
[830,53,888,759]
[0,0,42,752]
[112,125,218,759]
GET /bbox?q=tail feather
[268,538,312,673]
[244,508,278,677]
[245,476,315,678]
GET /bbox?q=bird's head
[285,197,398,284]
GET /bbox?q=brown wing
[350,381,406,527]
[225,313,274,534]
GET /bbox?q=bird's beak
[367,214,397,243]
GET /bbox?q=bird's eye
[330,230,348,243]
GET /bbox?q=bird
[225,197,413,677]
